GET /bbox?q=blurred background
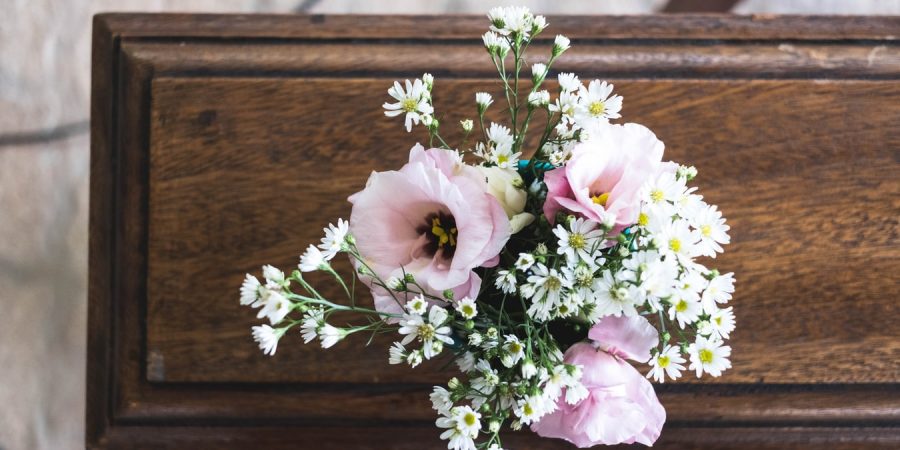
[1,1,898,449]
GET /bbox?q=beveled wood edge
[95,13,900,40]
[89,13,900,449]
[90,425,900,450]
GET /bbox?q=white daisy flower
[549,90,580,124]
[656,219,700,261]
[688,337,732,377]
[383,79,434,132]
[554,217,605,263]
[456,351,477,372]
[486,122,514,149]
[702,272,735,313]
[406,349,424,368]
[531,14,548,34]
[500,335,525,368]
[398,306,454,359]
[692,204,731,257]
[300,307,324,343]
[240,274,261,306]
[388,341,406,365]
[642,171,687,213]
[638,256,680,306]
[251,325,282,356]
[456,297,478,319]
[481,31,510,57]
[318,218,349,260]
[318,324,346,349]
[487,144,520,169]
[475,92,494,111]
[553,34,571,55]
[668,296,702,329]
[575,80,623,127]
[647,345,686,382]
[526,264,570,321]
[489,6,533,38]
[495,269,517,294]
[469,360,500,398]
[468,332,483,346]
[430,386,454,414]
[521,359,538,379]
[514,395,545,425]
[256,288,292,325]
[406,294,428,315]
[531,63,547,82]
[592,270,640,317]
[708,306,736,340]
[437,406,481,450]
[299,244,327,272]
[557,72,582,92]
[262,264,285,285]
[515,253,535,270]
[528,89,550,107]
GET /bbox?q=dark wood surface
[89,13,900,449]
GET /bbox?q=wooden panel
[89,13,900,449]
[147,77,900,384]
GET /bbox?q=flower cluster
[238,7,734,449]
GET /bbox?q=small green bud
[443,289,455,300]
[404,273,416,283]
[662,332,671,343]
[465,320,475,330]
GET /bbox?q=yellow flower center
[650,189,664,203]
[589,101,606,116]
[464,412,478,426]
[658,355,670,368]
[431,217,457,248]
[523,403,534,416]
[669,238,682,253]
[497,153,509,165]
[701,224,712,237]
[675,299,688,312]
[715,316,723,325]
[568,233,586,249]
[638,212,649,227]
[402,98,419,113]
[699,349,714,364]
[508,341,522,354]
[461,304,475,316]
[417,324,435,341]
[545,276,562,291]
[591,192,610,206]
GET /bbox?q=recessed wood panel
[147,76,899,384]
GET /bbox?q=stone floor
[0,0,897,449]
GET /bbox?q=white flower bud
[553,34,570,56]
[460,119,474,132]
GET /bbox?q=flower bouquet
[239,7,735,449]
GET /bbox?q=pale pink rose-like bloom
[349,145,510,315]
[532,315,664,447]
[543,123,665,236]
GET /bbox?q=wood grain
[89,13,900,449]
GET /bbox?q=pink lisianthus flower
[543,123,665,236]
[532,315,665,447]
[349,145,510,314]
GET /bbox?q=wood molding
[89,14,900,448]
